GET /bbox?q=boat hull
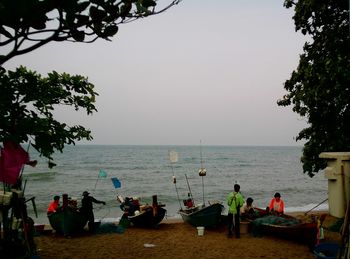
[128,207,167,227]
[48,209,88,235]
[179,203,224,227]
[261,222,317,247]
[251,215,318,247]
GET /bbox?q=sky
[3,0,309,146]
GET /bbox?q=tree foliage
[0,0,182,166]
[0,66,98,165]
[278,0,350,177]
[0,0,182,65]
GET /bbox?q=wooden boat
[118,195,167,227]
[127,205,167,227]
[250,214,318,246]
[179,202,224,227]
[48,208,88,236]
[174,144,224,227]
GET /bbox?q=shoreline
[33,207,329,226]
[34,209,332,233]
[33,210,341,259]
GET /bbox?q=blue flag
[98,170,107,178]
[111,177,121,188]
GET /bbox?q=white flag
[169,151,178,163]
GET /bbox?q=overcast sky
[3,0,309,146]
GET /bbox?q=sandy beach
[33,212,341,259]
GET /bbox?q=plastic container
[240,221,250,234]
[313,242,339,259]
[197,226,205,236]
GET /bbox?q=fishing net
[251,215,301,237]
[93,215,130,235]
[95,223,118,234]
[241,209,265,221]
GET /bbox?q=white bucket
[197,226,205,236]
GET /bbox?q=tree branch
[0,0,184,66]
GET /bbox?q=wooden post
[339,201,350,258]
[152,195,158,216]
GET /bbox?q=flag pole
[95,170,108,189]
[94,177,99,190]
[19,141,31,179]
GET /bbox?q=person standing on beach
[80,191,106,233]
[269,192,284,215]
[227,184,244,238]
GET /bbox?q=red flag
[0,141,30,184]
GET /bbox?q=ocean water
[21,145,329,225]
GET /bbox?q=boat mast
[198,140,206,205]
[169,150,182,210]
[185,174,195,206]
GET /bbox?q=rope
[169,150,183,210]
[304,198,328,215]
[94,205,111,221]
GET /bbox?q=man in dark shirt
[80,191,106,233]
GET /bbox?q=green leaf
[103,25,118,37]
[76,14,90,26]
[278,0,350,176]
[77,1,90,12]
[141,0,156,8]
[120,3,132,18]
[0,66,98,167]
[89,6,106,21]
[71,30,85,41]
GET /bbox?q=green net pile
[251,215,301,237]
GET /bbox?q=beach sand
[33,212,342,259]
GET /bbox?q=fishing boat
[170,144,224,227]
[127,205,167,227]
[250,213,318,246]
[118,195,167,227]
[179,201,224,227]
[48,194,88,236]
[241,207,269,221]
[48,208,88,236]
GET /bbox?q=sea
[20,145,329,225]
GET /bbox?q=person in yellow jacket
[226,184,244,238]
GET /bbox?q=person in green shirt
[226,183,244,238]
